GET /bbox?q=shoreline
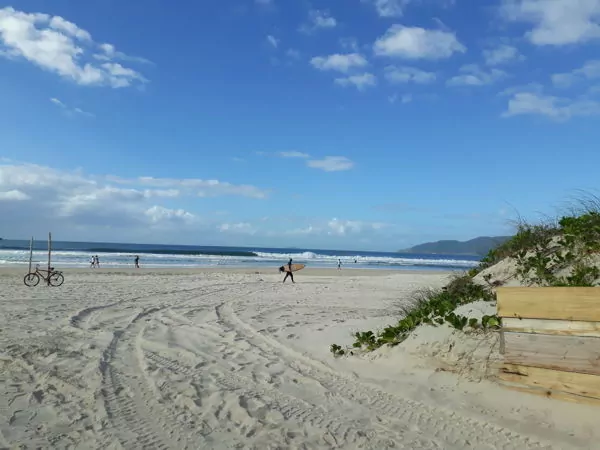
[0,266,456,277]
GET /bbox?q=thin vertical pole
[47,232,52,285]
[28,237,33,274]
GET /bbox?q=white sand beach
[0,268,598,449]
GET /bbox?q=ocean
[0,239,481,271]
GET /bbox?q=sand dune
[0,268,596,449]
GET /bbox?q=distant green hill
[400,236,512,256]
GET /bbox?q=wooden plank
[496,364,600,404]
[503,332,600,375]
[502,317,600,337]
[496,378,600,406]
[497,287,600,322]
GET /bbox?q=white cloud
[501,0,600,46]
[56,186,184,220]
[447,64,507,86]
[340,37,359,51]
[286,49,301,59]
[499,82,544,96]
[300,10,337,33]
[278,151,310,158]
[327,218,387,236]
[310,53,368,73]
[265,152,355,172]
[384,66,436,84]
[483,44,524,65]
[311,10,337,28]
[0,189,30,201]
[50,97,65,107]
[328,218,362,235]
[389,93,414,104]
[266,35,279,48]
[0,163,272,238]
[334,73,376,90]
[285,225,316,235]
[93,43,151,64]
[257,151,309,159]
[363,0,409,17]
[105,171,267,199]
[50,97,94,117]
[0,165,187,229]
[114,176,268,199]
[265,217,392,240]
[552,60,600,87]
[307,156,355,172]
[144,189,180,198]
[218,222,256,234]
[503,91,600,120]
[374,25,466,59]
[0,7,148,88]
[145,206,195,224]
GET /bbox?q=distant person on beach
[134,255,140,268]
[337,259,342,270]
[280,258,295,283]
[90,256,96,268]
[94,255,100,268]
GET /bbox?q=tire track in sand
[143,350,436,450]
[216,301,561,450]
[99,284,259,449]
[100,307,175,450]
[70,282,246,330]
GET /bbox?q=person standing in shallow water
[281,258,295,283]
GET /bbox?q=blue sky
[0,0,599,251]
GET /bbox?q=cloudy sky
[0,1,599,250]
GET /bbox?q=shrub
[330,276,500,355]
[331,194,600,357]
[510,212,600,287]
[470,203,600,287]
[330,344,345,357]
[472,221,560,276]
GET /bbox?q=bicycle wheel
[49,272,64,287]
[24,273,40,287]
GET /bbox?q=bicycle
[24,264,64,287]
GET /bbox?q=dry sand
[0,267,598,449]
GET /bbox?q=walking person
[280,258,295,283]
[337,258,342,270]
[90,255,96,269]
[134,255,140,269]
[94,255,100,268]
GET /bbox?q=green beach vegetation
[331,193,600,357]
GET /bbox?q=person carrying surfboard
[281,258,295,283]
